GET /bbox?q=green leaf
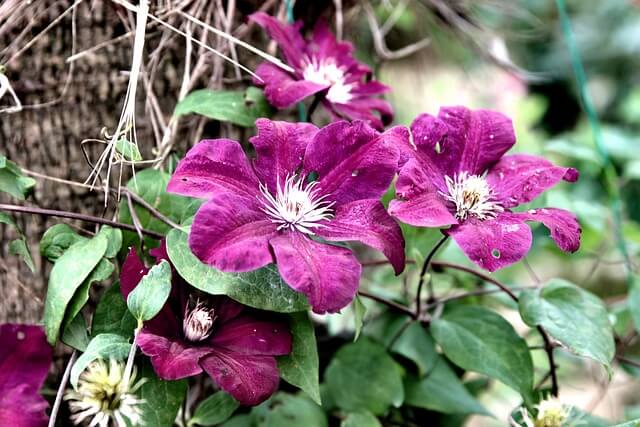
[127,260,172,322]
[629,276,640,335]
[62,314,90,351]
[431,306,533,399]
[166,229,309,312]
[277,312,320,404]
[119,169,201,239]
[1,212,35,272]
[519,279,615,370]
[189,391,239,427]
[0,154,36,199]
[92,282,137,338]
[174,87,271,127]
[324,338,404,415]
[39,223,87,261]
[404,357,489,415]
[97,226,122,258]
[9,238,35,272]
[390,322,437,377]
[44,233,108,345]
[341,411,381,427]
[70,333,131,388]
[251,393,327,427]
[353,295,366,341]
[115,138,142,161]
[137,362,188,427]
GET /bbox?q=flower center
[183,300,216,342]
[302,57,353,104]
[259,174,335,235]
[441,171,503,221]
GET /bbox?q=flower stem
[122,322,142,387]
[358,290,414,317]
[48,350,77,427]
[415,235,449,317]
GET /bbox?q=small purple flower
[167,119,406,313]
[0,323,52,427]
[249,12,393,130]
[389,106,581,272]
[120,243,292,406]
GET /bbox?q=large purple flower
[389,106,581,272]
[120,243,292,406]
[167,119,406,313]
[249,12,393,130]
[0,323,52,427]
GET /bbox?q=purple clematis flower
[249,12,393,130]
[120,243,292,406]
[0,323,52,427]
[389,106,581,272]
[167,119,406,313]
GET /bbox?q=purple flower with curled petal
[249,12,393,130]
[167,119,406,313]
[389,106,581,272]
[0,323,52,427]
[120,243,292,406]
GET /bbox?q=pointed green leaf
[519,279,615,370]
[277,312,320,404]
[92,282,137,338]
[324,338,404,415]
[353,295,366,341]
[629,276,640,335]
[44,233,108,345]
[404,357,489,415]
[166,229,309,312]
[127,260,172,322]
[174,87,271,127]
[189,391,239,427]
[137,362,188,427]
[115,138,142,161]
[0,154,36,199]
[341,411,381,427]
[431,306,533,399]
[62,314,90,351]
[9,238,35,272]
[39,223,87,261]
[390,322,437,377]
[70,333,131,388]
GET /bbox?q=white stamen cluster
[441,171,503,221]
[302,57,353,104]
[515,397,571,427]
[183,300,217,342]
[260,175,335,235]
[65,359,145,427]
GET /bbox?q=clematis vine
[249,12,393,130]
[389,106,581,272]
[167,119,406,313]
[0,323,52,427]
[120,243,292,406]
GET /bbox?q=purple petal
[436,106,516,176]
[304,121,401,206]
[120,248,148,299]
[0,324,51,427]
[189,194,277,272]
[446,213,532,272]
[200,350,280,406]
[315,199,405,274]
[515,208,581,253]
[211,296,245,324]
[310,20,358,68]
[249,13,307,68]
[137,332,210,380]
[407,112,451,179]
[250,119,318,191]
[330,98,394,131]
[389,158,457,228]
[255,62,328,108]
[270,232,361,314]
[167,139,260,199]
[487,154,579,208]
[209,316,291,356]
